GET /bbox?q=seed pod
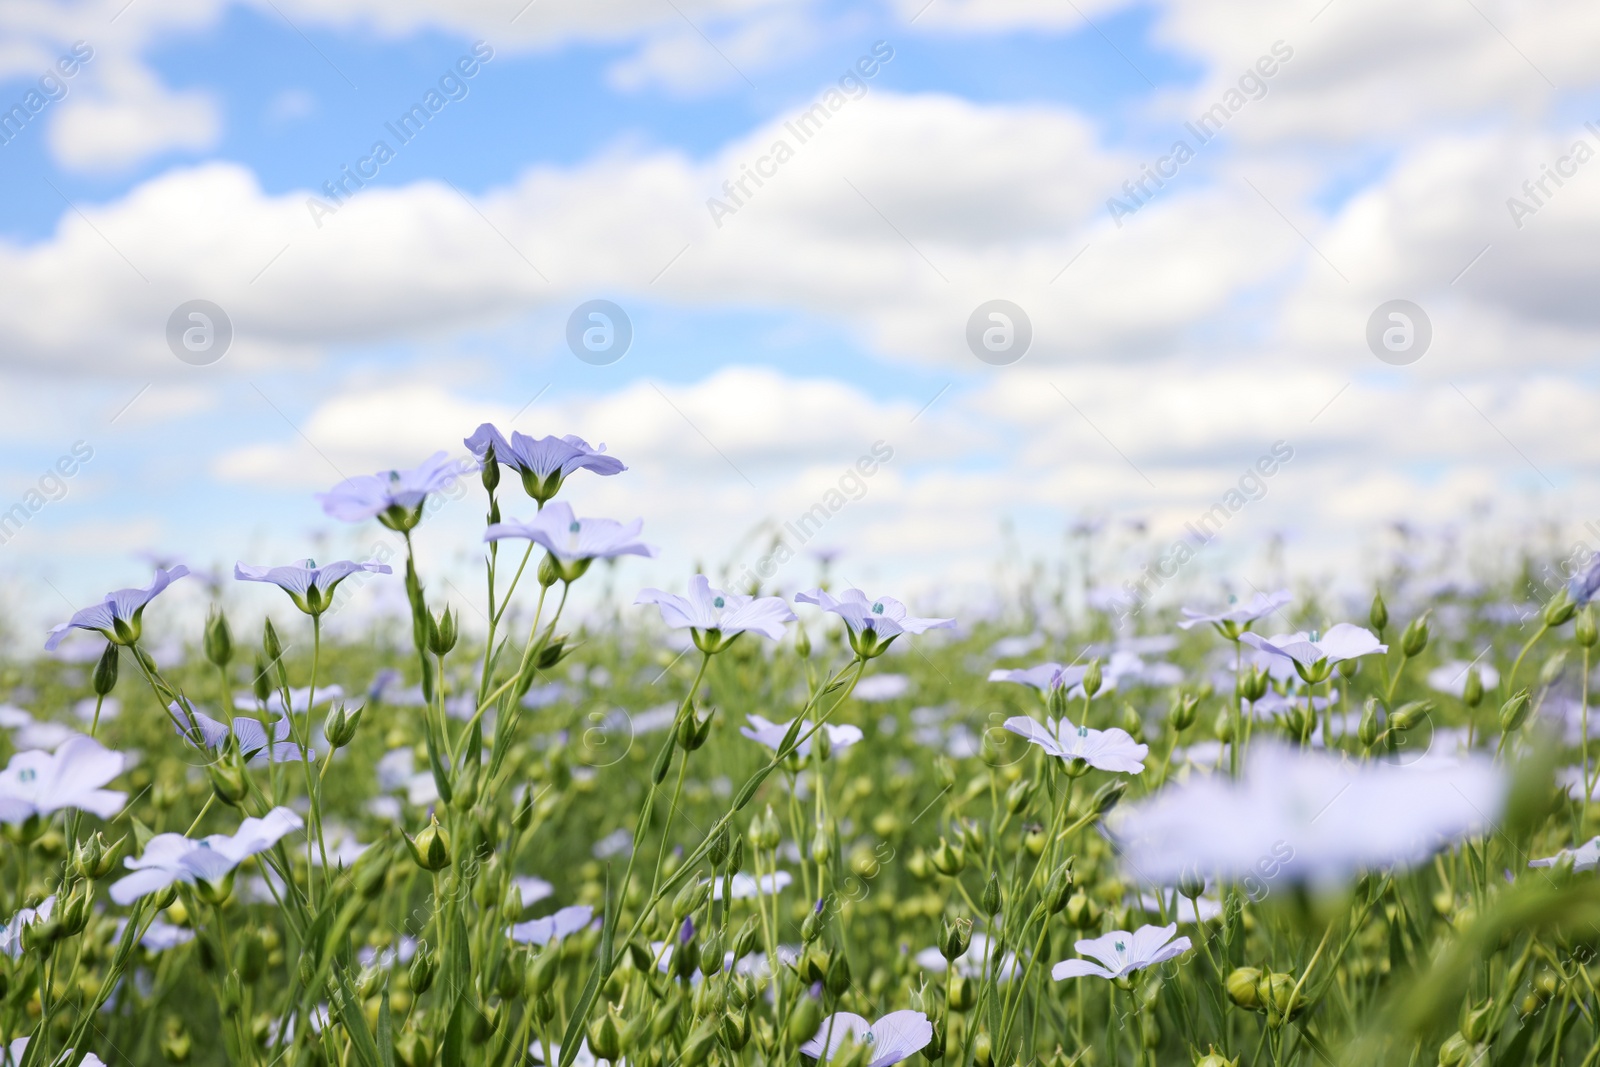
[587,1006,623,1062]
[1224,967,1262,1010]
[409,947,438,995]
[785,992,823,1048]
[1043,861,1075,914]
[930,837,965,877]
[941,917,972,962]
[404,815,452,872]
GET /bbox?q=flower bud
[404,816,452,872]
[941,917,972,962]
[204,608,233,668]
[811,822,836,866]
[1213,706,1235,744]
[208,756,249,807]
[1044,860,1075,914]
[1004,777,1035,815]
[1546,589,1578,628]
[480,444,500,492]
[252,655,272,705]
[786,991,823,1047]
[1541,650,1568,688]
[748,806,781,851]
[1574,605,1600,649]
[1082,659,1102,699]
[528,948,560,996]
[587,1006,623,1062]
[537,553,563,588]
[1089,778,1127,816]
[1400,614,1430,658]
[681,1019,720,1067]
[1500,690,1531,734]
[732,916,761,961]
[1462,667,1484,708]
[1369,589,1388,633]
[672,878,711,921]
[1178,864,1206,901]
[801,900,826,944]
[1358,698,1381,748]
[708,823,731,869]
[93,642,120,697]
[824,949,852,997]
[428,608,458,657]
[324,703,364,749]
[971,1030,992,1067]
[1065,891,1100,929]
[74,831,120,881]
[1390,700,1431,731]
[1224,967,1262,1010]
[262,618,283,669]
[537,635,569,670]
[1170,693,1198,733]
[981,871,1002,916]
[410,946,438,995]
[795,624,812,658]
[1461,998,1495,1043]
[949,974,976,1013]
[930,837,966,877]
[722,1008,752,1051]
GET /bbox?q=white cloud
[49,60,220,171]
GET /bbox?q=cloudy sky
[3,0,1598,640]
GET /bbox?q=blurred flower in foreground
[1529,837,1600,872]
[798,1010,933,1067]
[3,1037,106,1067]
[1109,741,1504,885]
[794,588,954,658]
[1004,716,1147,774]
[318,452,473,529]
[0,735,126,824]
[635,574,796,651]
[1177,590,1291,633]
[706,871,792,900]
[740,715,862,758]
[988,663,1090,694]
[234,559,391,616]
[0,895,54,958]
[1051,923,1190,981]
[508,904,595,946]
[914,933,1021,979]
[168,698,308,764]
[1239,624,1386,682]
[110,807,304,904]
[1571,559,1600,606]
[465,423,625,502]
[45,565,190,650]
[485,502,656,568]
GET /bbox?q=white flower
[1003,716,1147,774]
[509,905,594,946]
[0,895,54,958]
[1051,923,1191,981]
[1239,624,1387,681]
[110,807,304,905]
[1177,590,1291,631]
[740,715,862,759]
[1134,890,1223,924]
[706,871,792,901]
[913,933,1021,979]
[1109,741,1505,885]
[1529,837,1600,872]
[3,1037,106,1067]
[799,1010,933,1067]
[635,575,796,644]
[853,674,911,703]
[0,735,126,825]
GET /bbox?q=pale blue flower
[465,423,625,502]
[1240,624,1386,682]
[235,558,391,615]
[45,566,190,650]
[317,452,474,529]
[0,735,126,824]
[794,588,954,657]
[168,698,309,764]
[110,807,304,905]
[1003,716,1147,774]
[485,501,656,568]
[636,574,795,652]
[1177,589,1291,632]
[508,904,595,946]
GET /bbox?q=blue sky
[2,0,1598,643]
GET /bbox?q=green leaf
[732,764,775,812]
[441,998,466,1067]
[377,990,396,1067]
[331,966,383,1067]
[558,867,615,1067]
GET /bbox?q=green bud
[1358,698,1381,748]
[92,642,120,697]
[1461,998,1495,1044]
[528,948,560,996]
[323,703,364,749]
[537,635,570,670]
[1390,700,1431,731]
[930,837,966,877]
[681,1019,721,1067]
[1500,689,1531,734]
[1065,891,1100,929]
[537,553,563,588]
[810,821,836,866]
[1369,589,1388,633]
[480,444,500,492]
[1213,705,1236,744]
[1090,778,1127,816]
[207,756,248,807]
[824,949,852,997]
[672,877,711,921]
[262,618,283,668]
[1170,692,1199,732]
[786,993,823,1048]
[1082,658,1102,699]
[1224,967,1262,1010]
[428,607,458,657]
[204,608,233,668]
[1195,1048,1238,1067]
[732,917,761,961]
[404,815,452,872]
[941,917,972,962]
[1540,650,1568,688]
[410,946,438,995]
[795,625,812,659]
[981,871,1002,916]
[1576,606,1599,649]
[252,654,272,705]
[801,903,825,945]
[1546,588,1578,627]
[971,1030,992,1067]
[1043,859,1076,914]
[1462,667,1484,708]
[1240,666,1270,703]
[721,1008,752,1052]
[587,1006,623,1062]
[1400,614,1430,658]
[949,974,976,1013]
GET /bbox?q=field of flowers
[4,422,1600,1067]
